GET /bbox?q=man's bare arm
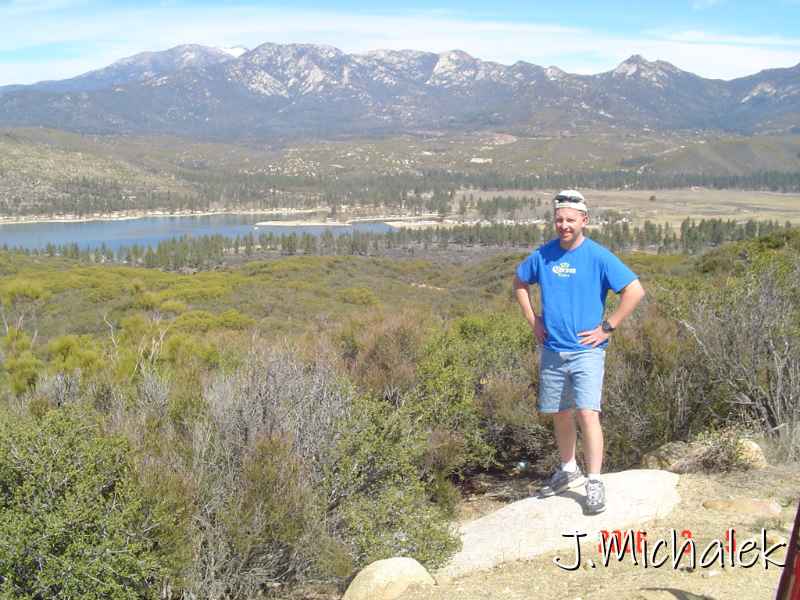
[513,274,547,344]
[513,274,536,325]
[606,279,646,330]
[578,279,645,347]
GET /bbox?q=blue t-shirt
[516,237,637,352]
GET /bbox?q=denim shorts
[538,347,606,413]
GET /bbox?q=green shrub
[47,334,103,376]
[476,373,554,471]
[132,291,159,311]
[0,407,165,599]
[162,333,220,369]
[2,352,42,398]
[600,293,726,470]
[172,309,254,334]
[409,312,536,476]
[216,309,255,330]
[171,310,218,333]
[339,287,379,306]
[328,396,460,569]
[158,299,187,315]
[1,329,43,397]
[0,278,49,307]
[337,482,459,568]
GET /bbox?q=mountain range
[0,43,798,140]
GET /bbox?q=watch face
[602,320,613,332]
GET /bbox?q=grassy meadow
[457,187,800,227]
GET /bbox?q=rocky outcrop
[641,438,768,473]
[436,469,681,580]
[641,441,709,473]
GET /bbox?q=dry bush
[32,371,81,407]
[182,343,354,597]
[182,340,458,595]
[601,297,719,469]
[477,374,555,474]
[337,309,432,404]
[18,336,459,597]
[203,342,352,477]
[694,427,759,472]
[680,259,800,461]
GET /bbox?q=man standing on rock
[512,190,645,514]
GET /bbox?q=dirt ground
[399,463,799,600]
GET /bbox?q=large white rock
[437,469,681,579]
[342,556,436,600]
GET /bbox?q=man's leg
[538,410,585,496]
[575,409,603,474]
[538,349,585,496]
[553,409,578,464]
[570,348,607,514]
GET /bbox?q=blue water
[0,214,395,251]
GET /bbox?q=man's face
[553,207,588,245]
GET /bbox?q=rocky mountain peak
[439,49,475,62]
[611,54,682,85]
[545,66,567,81]
[428,50,482,85]
[363,48,433,61]
[114,44,234,70]
[0,41,796,138]
[245,42,346,70]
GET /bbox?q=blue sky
[1,0,799,86]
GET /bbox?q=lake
[0,214,396,252]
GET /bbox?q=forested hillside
[2,128,800,219]
[0,229,798,597]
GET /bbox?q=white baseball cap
[554,190,588,213]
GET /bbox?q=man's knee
[550,409,575,422]
[575,408,601,428]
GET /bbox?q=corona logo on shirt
[552,262,577,277]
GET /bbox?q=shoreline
[255,213,445,227]
[0,208,456,229]
[255,220,351,227]
[0,207,326,227]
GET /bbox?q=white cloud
[0,6,798,85]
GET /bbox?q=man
[513,190,645,514]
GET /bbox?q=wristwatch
[601,320,615,333]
